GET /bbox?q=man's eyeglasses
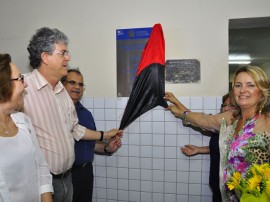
[221,104,235,108]
[10,75,24,84]
[52,50,70,57]
[64,80,85,87]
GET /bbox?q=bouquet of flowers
[226,163,270,202]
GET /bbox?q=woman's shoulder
[217,111,235,125]
[254,115,270,135]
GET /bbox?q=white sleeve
[26,115,54,194]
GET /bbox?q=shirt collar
[10,112,29,130]
[33,69,64,94]
[75,101,84,110]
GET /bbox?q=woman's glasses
[221,104,235,108]
[10,75,24,84]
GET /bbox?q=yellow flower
[262,167,270,179]
[227,180,238,190]
[251,164,262,175]
[265,180,270,199]
[226,163,270,198]
[266,180,270,191]
[235,172,242,180]
[247,175,262,191]
[227,172,242,190]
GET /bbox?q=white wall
[83,96,222,202]
[0,0,270,97]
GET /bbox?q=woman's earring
[259,99,266,114]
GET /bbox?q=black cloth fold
[119,23,168,130]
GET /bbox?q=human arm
[71,103,122,141]
[94,135,122,155]
[81,128,123,141]
[164,92,233,131]
[41,192,53,202]
[25,114,53,200]
[181,144,210,156]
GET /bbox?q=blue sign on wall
[116,27,152,40]
[116,27,152,97]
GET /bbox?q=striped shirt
[23,69,86,174]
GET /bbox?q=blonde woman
[165,65,270,201]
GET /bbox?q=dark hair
[222,93,230,104]
[0,54,13,102]
[61,68,82,83]
[232,65,270,116]
[27,27,69,69]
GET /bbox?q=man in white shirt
[24,27,122,202]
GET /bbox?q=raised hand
[105,135,122,153]
[104,129,123,140]
[164,92,188,118]
[181,144,199,156]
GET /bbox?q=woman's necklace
[241,112,257,122]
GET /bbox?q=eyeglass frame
[64,79,85,87]
[50,50,70,57]
[221,104,236,108]
[10,74,24,84]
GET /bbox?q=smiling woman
[9,63,27,111]
[0,53,53,202]
[164,65,270,202]
[0,54,26,116]
[231,66,270,116]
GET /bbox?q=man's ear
[41,52,49,65]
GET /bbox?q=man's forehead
[67,72,83,80]
[54,42,68,49]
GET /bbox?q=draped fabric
[119,23,168,130]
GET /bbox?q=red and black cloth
[119,23,168,130]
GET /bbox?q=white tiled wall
[81,96,222,202]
